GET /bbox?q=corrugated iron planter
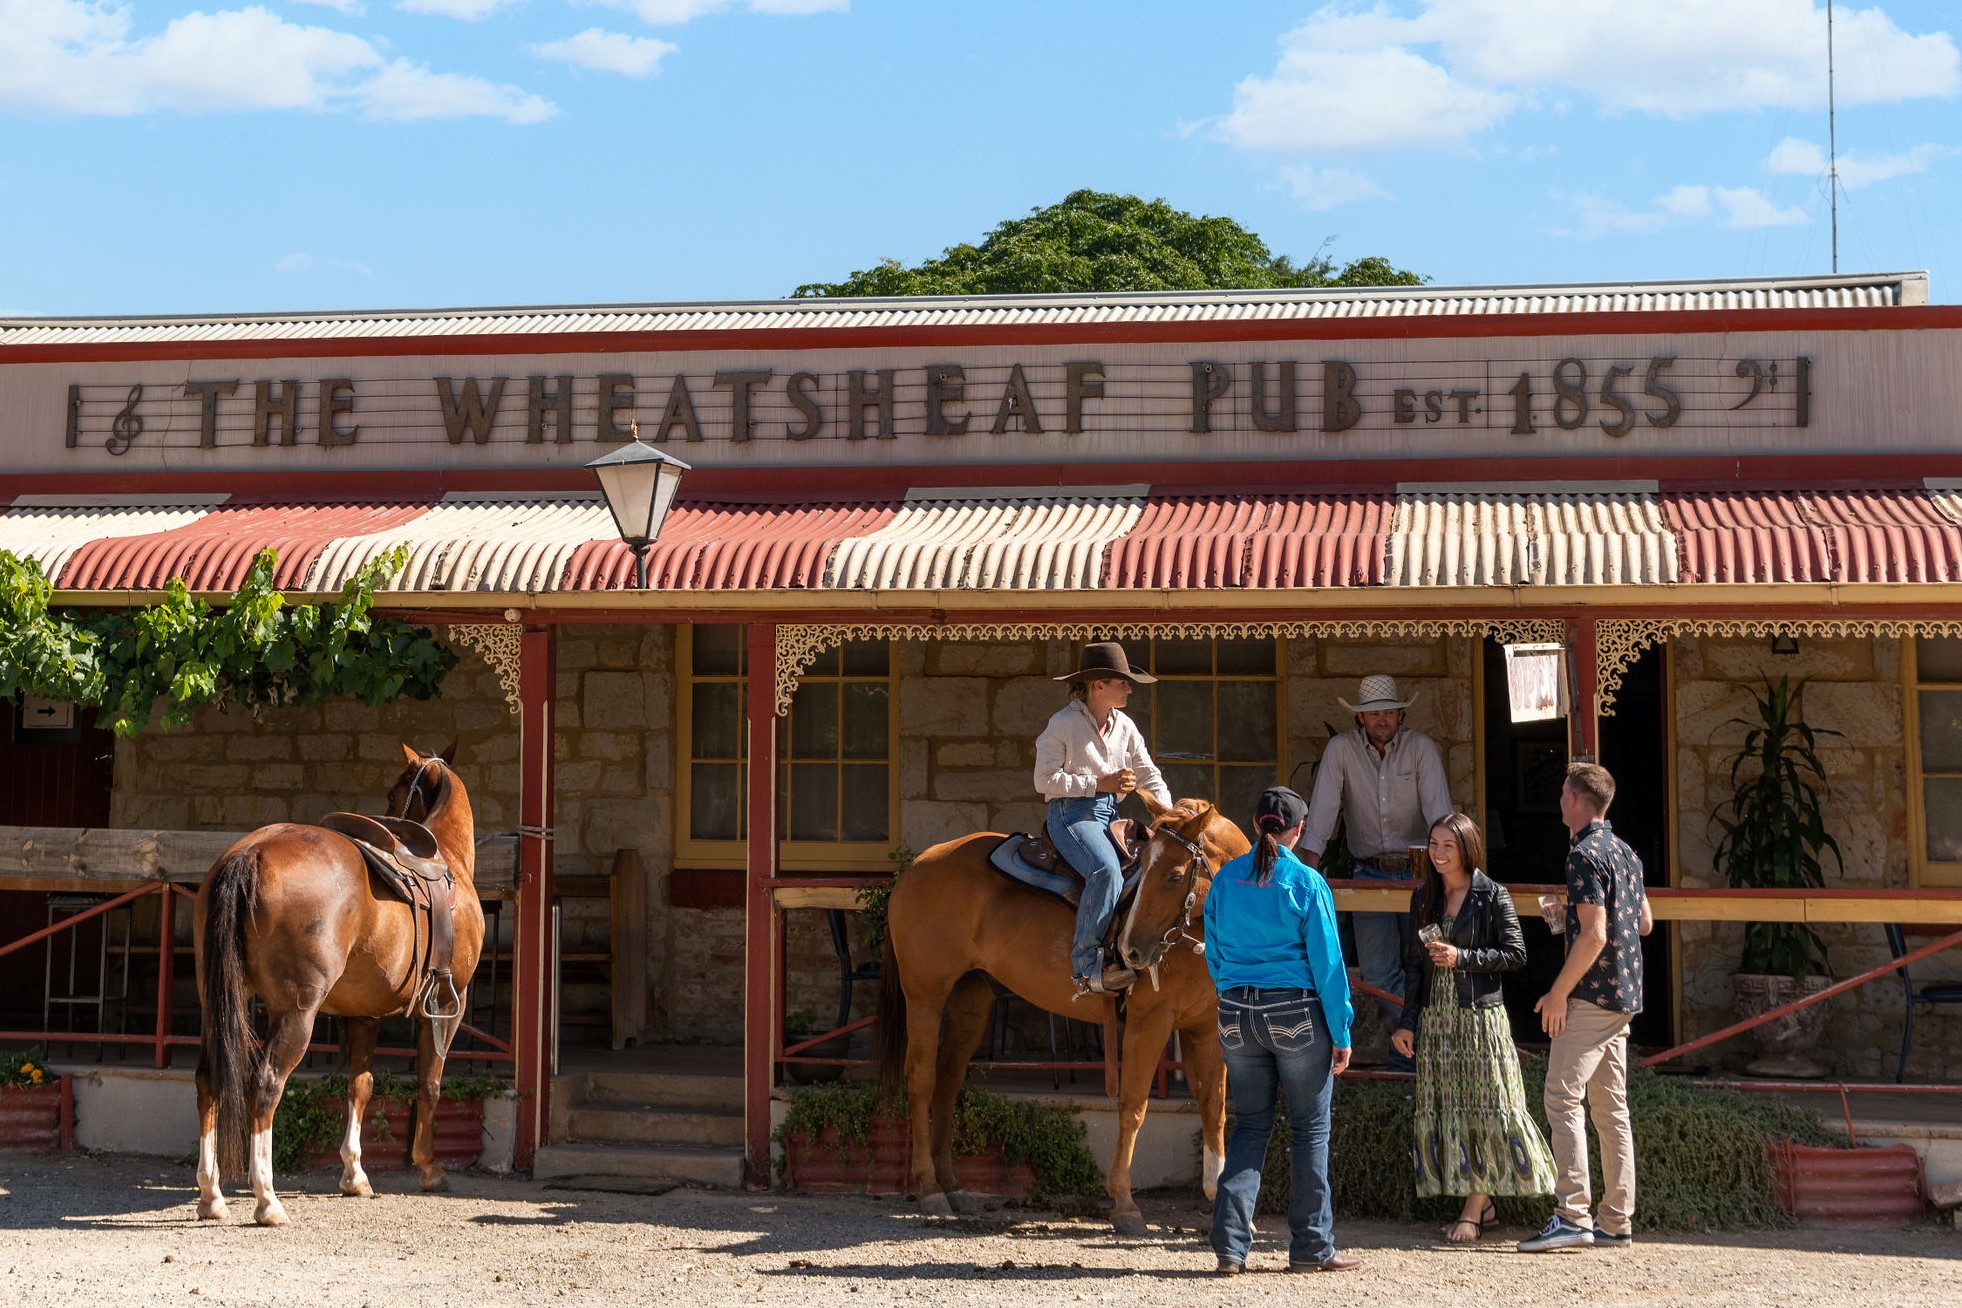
[0,1081,63,1152]
[305,1099,483,1172]
[1769,1141,1926,1228]
[782,1118,911,1195]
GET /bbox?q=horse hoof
[419,1169,450,1193]
[918,1192,954,1217]
[196,1199,228,1221]
[339,1179,374,1199]
[1112,1211,1147,1238]
[254,1202,289,1227]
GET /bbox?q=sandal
[1477,1200,1499,1231]
[1441,1218,1481,1244]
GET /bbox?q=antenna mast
[1828,0,1839,272]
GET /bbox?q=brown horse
[878,792,1249,1234]
[193,744,483,1225]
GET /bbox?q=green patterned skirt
[1411,967,1557,1198]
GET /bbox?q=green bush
[1256,1061,1836,1230]
[774,1081,1101,1198]
[271,1067,511,1174]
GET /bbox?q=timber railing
[0,825,520,1068]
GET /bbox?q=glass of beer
[1406,844,1430,879]
[1538,894,1565,932]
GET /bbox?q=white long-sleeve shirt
[1032,700,1171,806]
[1300,727,1453,860]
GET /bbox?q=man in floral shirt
[1519,761,1654,1253]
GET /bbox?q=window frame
[1905,634,1962,887]
[675,625,901,871]
[1123,635,1287,840]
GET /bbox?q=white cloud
[0,1,555,121]
[1224,1,1959,157]
[396,0,516,18]
[599,0,844,24]
[1281,165,1391,211]
[355,58,556,122]
[1768,135,1955,189]
[534,27,677,76]
[293,0,365,14]
[1565,181,1810,237]
[274,253,373,275]
[1709,186,1809,227]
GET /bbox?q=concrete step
[564,1105,744,1148]
[572,1069,744,1113]
[532,1142,744,1189]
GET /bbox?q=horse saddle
[986,818,1146,909]
[318,811,457,987]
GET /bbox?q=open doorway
[1481,641,1673,1048]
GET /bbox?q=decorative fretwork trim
[774,618,1565,716]
[447,623,523,715]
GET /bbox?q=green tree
[793,190,1424,298]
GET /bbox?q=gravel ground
[3,1151,1959,1308]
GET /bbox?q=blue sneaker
[1592,1226,1632,1248]
[1517,1215,1594,1252]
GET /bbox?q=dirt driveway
[3,1152,1958,1307]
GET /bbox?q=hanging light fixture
[586,422,690,589]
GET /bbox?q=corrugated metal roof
[305,496,615,594]
[1387,492,1677,586]
[1103,493,1394,588]
[560,497,901,591]
[0,502,221,585]
[59,501,430,591]
[824,491,1145,590]
[1666,490,1962,584]
[0,273,1924,346]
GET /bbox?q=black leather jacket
[1393,869,1526,1033]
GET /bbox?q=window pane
[805,645,840,677]
[1217,680,1277,762]
[1921,636,1962,683]
[788,764,839,841]
[1216,639,1274,676]
[1152,638,1212,676]
[841,764,889,841]
[1926,778,1962,861]
[1919,691,1962,771]
[841,640,889,676]
[1162,763,1212,807]
[1155,681,1216,761]
[841,682,888,760]
[692,624,742,676]
[692,682,740,760]
[690,763,740,841]
[1220,766,1274,843]
[791,682,839,759]
[1126,684,1153,730]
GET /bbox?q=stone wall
[1672,633,1962,1079]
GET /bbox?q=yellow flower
[31,1069,45,1084]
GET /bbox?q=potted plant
[0,1049,64,1152]
[853,845,915,958]
[1711,675,1844,1077]
[275,1066,503,1174]
[781,1008,849,1085]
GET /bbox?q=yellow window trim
[1905,635,1962,888]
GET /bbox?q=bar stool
[44,892,131,1056]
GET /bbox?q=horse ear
[439,740,457,765]
[1137,789,1172,819]
[400,742,421,766]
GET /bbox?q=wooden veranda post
[1569,617,1600,761]
[743,621,779,1187]
[513,625,558,1171]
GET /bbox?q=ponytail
[1252,816,1287,884]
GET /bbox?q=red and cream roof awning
[7,482,1962,601]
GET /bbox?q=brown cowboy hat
[1055,640,1157,685]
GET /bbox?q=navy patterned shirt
[1565,818,1646,1015]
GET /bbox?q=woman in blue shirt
[1205,785,1358,1276]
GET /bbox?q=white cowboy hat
[1338,674,1419,713]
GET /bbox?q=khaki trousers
[1543,999,1635,1234]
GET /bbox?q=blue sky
[2,1,1957,314]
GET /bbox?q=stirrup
[1072,965,1137,999]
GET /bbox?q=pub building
[3,272,1959,1186]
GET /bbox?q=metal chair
[1884,923,1962,1082]
[44,893,131,1057]
[826,908,882,1036]
[983,991,1103,1090]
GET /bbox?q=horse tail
[875,929,906,1099]
[201,847,261,1180]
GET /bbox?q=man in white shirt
[1299,675,1453,1071]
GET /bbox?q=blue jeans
[1211,988,1338,1267]
[1048,795,1120,978]
[1352,861,1411,1020]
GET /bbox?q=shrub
[1257,1061,1837,1230]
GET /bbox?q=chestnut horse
[193,744,484,1225]
[878,793,1249,1234]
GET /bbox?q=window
[1121,637,1284,841]
[677,625,897,869]
[1908,635,1962,887]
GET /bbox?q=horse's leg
[1181,1020,1229,1203]
[902,972,959,1215]
[338,1017,381,1198]
[411,1014,449,1192]
[248,1008,318,1226]
[929,974,995,1215]
[194,1062,227,1221]
[1107,997,1176,1237]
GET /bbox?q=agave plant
[1710,675,1844,980]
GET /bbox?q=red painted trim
[742,622,779,1189]
[512,627,557,1172]
[154,885,175,1070]
[669,868,746,911]
[4,305,1958,365]
[1569,618,1599,761]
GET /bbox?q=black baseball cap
[1254,785,1308,833]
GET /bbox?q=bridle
[392,756,445,823]
[1118,814,1216,985]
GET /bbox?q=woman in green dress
[1390,812,1556,1243]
